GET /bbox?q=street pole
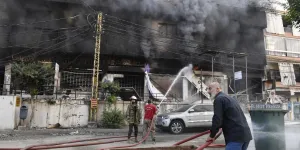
[201,69,203,104]
[90,12,102,122]
[212,56,214,79]
[233,55,236,99]
[246,55,248,101]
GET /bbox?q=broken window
[158,23,179,37]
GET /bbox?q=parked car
[156,102,214,134]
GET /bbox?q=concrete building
[262,0,300,120]
[0,0,267,105]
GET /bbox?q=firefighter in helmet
[126,95,141,143]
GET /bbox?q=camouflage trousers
[142,119,156,141]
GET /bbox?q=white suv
[156,103,214,134]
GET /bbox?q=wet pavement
[0,124,299,149]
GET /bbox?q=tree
[284,0,300,29]
[100,81,125,128]
[11,61,54,126]
[101,81,120,109]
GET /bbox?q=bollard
[249,103,288,150]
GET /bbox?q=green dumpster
[249,103,288,150]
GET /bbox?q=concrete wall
[22,99,89,128]
[96,101,132,121]
[0,96,21,130]
[22,100,142,128]
[0,98,202,129]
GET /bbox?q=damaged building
[0,0,267,103]
[262,0,300,120]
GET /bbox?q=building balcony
[266,50,300,63]
[265,34,300,58]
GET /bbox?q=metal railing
[0,84,182,102]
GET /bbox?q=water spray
[157,64,193,108]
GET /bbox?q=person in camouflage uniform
[126,96,141,143]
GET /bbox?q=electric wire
[0,15,82,27]
[21,27,92,61]
[0,15,96,64]
[0,27,91,67]
[79,0,98,14]
[0,25,90,61]
[103,17,266,58]
[79,0,270,58]
[103,27,264,71]
[101,18,267,71]
[0,26,91,66]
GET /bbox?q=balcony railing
[266,49,300,58]
[265,34,300,58]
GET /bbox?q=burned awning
[118,87,142,101]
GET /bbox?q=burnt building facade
[0,0,267,101]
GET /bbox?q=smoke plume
[0,0,274,72]
[87,0,271,70]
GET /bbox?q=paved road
[0,124,300,149]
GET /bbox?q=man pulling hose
[142,99,157,144]
[206,82,252,150]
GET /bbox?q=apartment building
[263,0,300,120]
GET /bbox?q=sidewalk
[285,121,300,125]
[0,125,146,141]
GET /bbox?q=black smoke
[0,0,272,73]
[0,0,94,60]
[86,0,272,96]
[89,0,270,70]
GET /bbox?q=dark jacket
[210,92,252,144]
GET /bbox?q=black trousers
[128,123,138,139]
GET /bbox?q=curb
[285,122,300,125]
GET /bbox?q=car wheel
[169,120,184,134]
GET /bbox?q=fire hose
[196,129,224,150]
[99,118,156,150]
[0,116,156,150]
[0,136,127,150]
[173,130,211,146]
[2,121,225,150]
[27,139,127,150]
[2,103,226,150]
[1,122,225,150]
[21,136,127,150]
[173,129,225,150]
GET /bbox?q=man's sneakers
[152,138,156,144]
[127,138,139,144]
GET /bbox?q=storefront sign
[250,103,283,110]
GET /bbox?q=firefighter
[126,95,141,143]
[142,99,157,144]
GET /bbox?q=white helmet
[130,96,137,100]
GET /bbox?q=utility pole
[212,56,214,79]
[200,69,203,104]
[246,55,248,101]
[233,55,236,99]
[90,12,103,123]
